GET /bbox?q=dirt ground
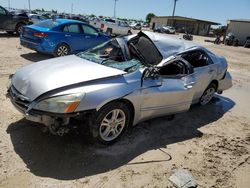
[0,32,250,188]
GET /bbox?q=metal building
[150,16,219,36]
[226,19,250,45]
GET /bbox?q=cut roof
[152,16,220,25]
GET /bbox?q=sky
[1,0,250,25]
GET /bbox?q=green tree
[146,13,156,23]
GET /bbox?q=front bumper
[6,85,95,127]
[218,72,233,92]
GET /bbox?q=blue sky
[2,0,250,25]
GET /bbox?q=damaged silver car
[7,31,232,144]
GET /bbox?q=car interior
[181,50,212,68]
[158,60,189,77]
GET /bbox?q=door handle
[209,69,215,74]
[185,85,193,89]
[85,36,91,39]
[65,34,71,37]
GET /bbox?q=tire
[15,23,25,35]
[199,83,217,106]
[7,31,14,35]
[54,43,70,57]
[90,102,131,145]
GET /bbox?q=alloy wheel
[200,87,215,106]
[57,45,69,56]
[99,109,126,142]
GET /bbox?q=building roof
[228,19,250,23]
[152,16,220,25]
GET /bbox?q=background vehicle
[153,26,163,33]
[244,36,250,48]
[28,14,47,24]
[183,32,193,41]
[90,18,132,36]
[162,26,176,34]
[8,31,232,144]
[20,19,111,57]
[130,23,142,30]
[0,6,30,35]
[224,33,239,46]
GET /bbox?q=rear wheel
[54,43,70,57]
[199,83,217,106]
[7,31,14,35]
[90,102,131,145]
[15,23,25,35]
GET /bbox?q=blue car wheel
[54,43,71,57]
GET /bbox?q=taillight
[33,32,48,38]
[101,24,104,29]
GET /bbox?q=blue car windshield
[34,20,60,29]
[77,39,142,72]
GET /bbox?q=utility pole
[172,0,178,27]
[71,3,73,16]
[8,0,10,9]
[28,0,31,11]
[113,0,118,18]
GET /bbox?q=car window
[81,25,98,35]
[159,60,187,77]
[34,20,60,29]
[181,50,213,68]
[0,7,6,15]
[63,24,81,33]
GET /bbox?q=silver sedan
[7,31,232,144]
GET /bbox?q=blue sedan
[20,19,111,56]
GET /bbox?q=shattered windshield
[77,39,142,72]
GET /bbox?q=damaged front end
[6,85,95,136]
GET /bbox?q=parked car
[20,19,111,56]
[130,23,142,30]
[90,18,132,36]
[162,26,176,34]
[153,26,163,33]
[7,31,232,144]
[28,13,47,24]
[0,6,30,35]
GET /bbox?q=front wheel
[54,43,70,57]
[199,83,217,106]
[91,102,131,145]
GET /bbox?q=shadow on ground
[21,53,52,62]
[7,95,235,180]
[0,32,18,38]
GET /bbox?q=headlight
[33,93,85,113]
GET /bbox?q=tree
[146,13,156,23]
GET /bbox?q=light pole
[113,0,118,18]
[172,0,178,26]
[28,0,31,11]
[8,0,10,9]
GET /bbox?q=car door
[181,50,217,102]
[80,24,104,50]
[61,23,83,52]
[140,61,196,121]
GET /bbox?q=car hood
[12,55,125,101]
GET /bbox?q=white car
[162,26,176,34]
[28,14,47,24]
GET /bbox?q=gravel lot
[0,32,250,188]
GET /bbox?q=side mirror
[141,67,159,86]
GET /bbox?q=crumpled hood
[12,55,125,101]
